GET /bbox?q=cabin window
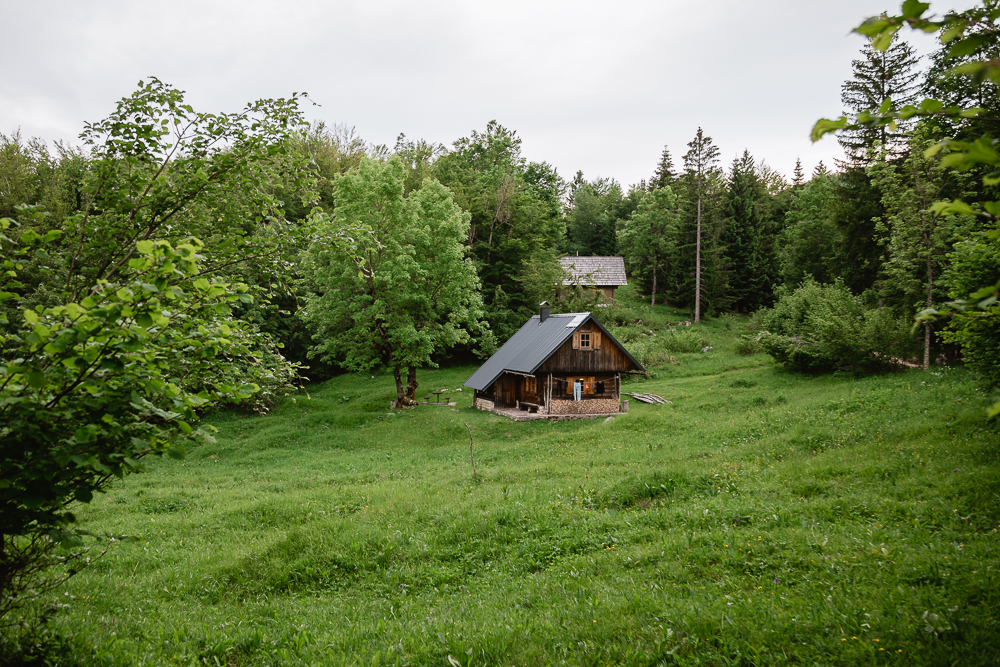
[580,332,591,349]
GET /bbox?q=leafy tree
[839,36,921,163]
[565,178,616,255]
[721,150,767,311]
[565,177,623,256]
[394,133,448,194]
[778,173,842,287]
[433,121,565,341]
[939,229,1000,392]
[617,187,680,306]
[758,278,917,374]
[55,79,316,301]
[920,22,1000,141]
[0,222,261,623]
[302,158,489,404]
[288,122,370,219]
[870,128,977,368]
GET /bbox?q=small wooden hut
[559,256,627,301]
[464,305,645,417]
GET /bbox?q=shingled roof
[559,256,627,287]
[463,312,644,391]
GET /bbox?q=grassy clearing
[24,292,1000,665]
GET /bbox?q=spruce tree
[813,161,830,178]
[792,158,805,188]
[682,128,723,322]
[649,146,676,190]
[721,150,766,312]
[830,167,887,293]
[839,37,920,163]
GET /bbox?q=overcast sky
[2,0,943,188]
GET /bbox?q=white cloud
[1,0,940,185]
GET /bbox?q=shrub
[734,335,762,356]
[600,304,641,328]
[660,329,707,354]
[607,326,641,344]
[757,279,918,374]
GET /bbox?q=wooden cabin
[464,306,645,417]
[559,256,627,301]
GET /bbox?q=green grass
[19,293,1000,665]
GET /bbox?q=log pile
[624,392,671,405]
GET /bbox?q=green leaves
[901,0,931,19]
[302,157,488,400]
[811,117,848,142]
[0,235,262,575]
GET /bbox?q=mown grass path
[43,309,1000,666]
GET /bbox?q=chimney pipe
[539,301,550,323]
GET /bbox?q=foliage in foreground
[813,0,1000,414]
[0,230,260,624]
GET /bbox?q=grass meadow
[23,292,1000,665]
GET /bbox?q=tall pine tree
[669,129,729,319]
[721,150,767,312]
[828,36,917,295]
[792,159,805,188]
[649,146,676,190]
[839,36,920,163]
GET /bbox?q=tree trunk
[925,239,934,371]
[651,259,658,306]
[392,367,405,403]
[695,174,703,324]
[923,323,931,371]
[406,366,419,403]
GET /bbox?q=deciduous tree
[303,158,489,404]
[617,187,680,306]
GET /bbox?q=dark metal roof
[463,312,645,391]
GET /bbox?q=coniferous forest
[2,1,1000,664]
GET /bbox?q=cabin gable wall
[537,323,633,374]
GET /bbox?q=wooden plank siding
[537,323,638,375]
[494,374,518,408]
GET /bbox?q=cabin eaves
[463,312,644,392]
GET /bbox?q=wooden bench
[519,401,540,413]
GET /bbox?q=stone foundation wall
[548,398,620,415]
[474,397,495,411]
